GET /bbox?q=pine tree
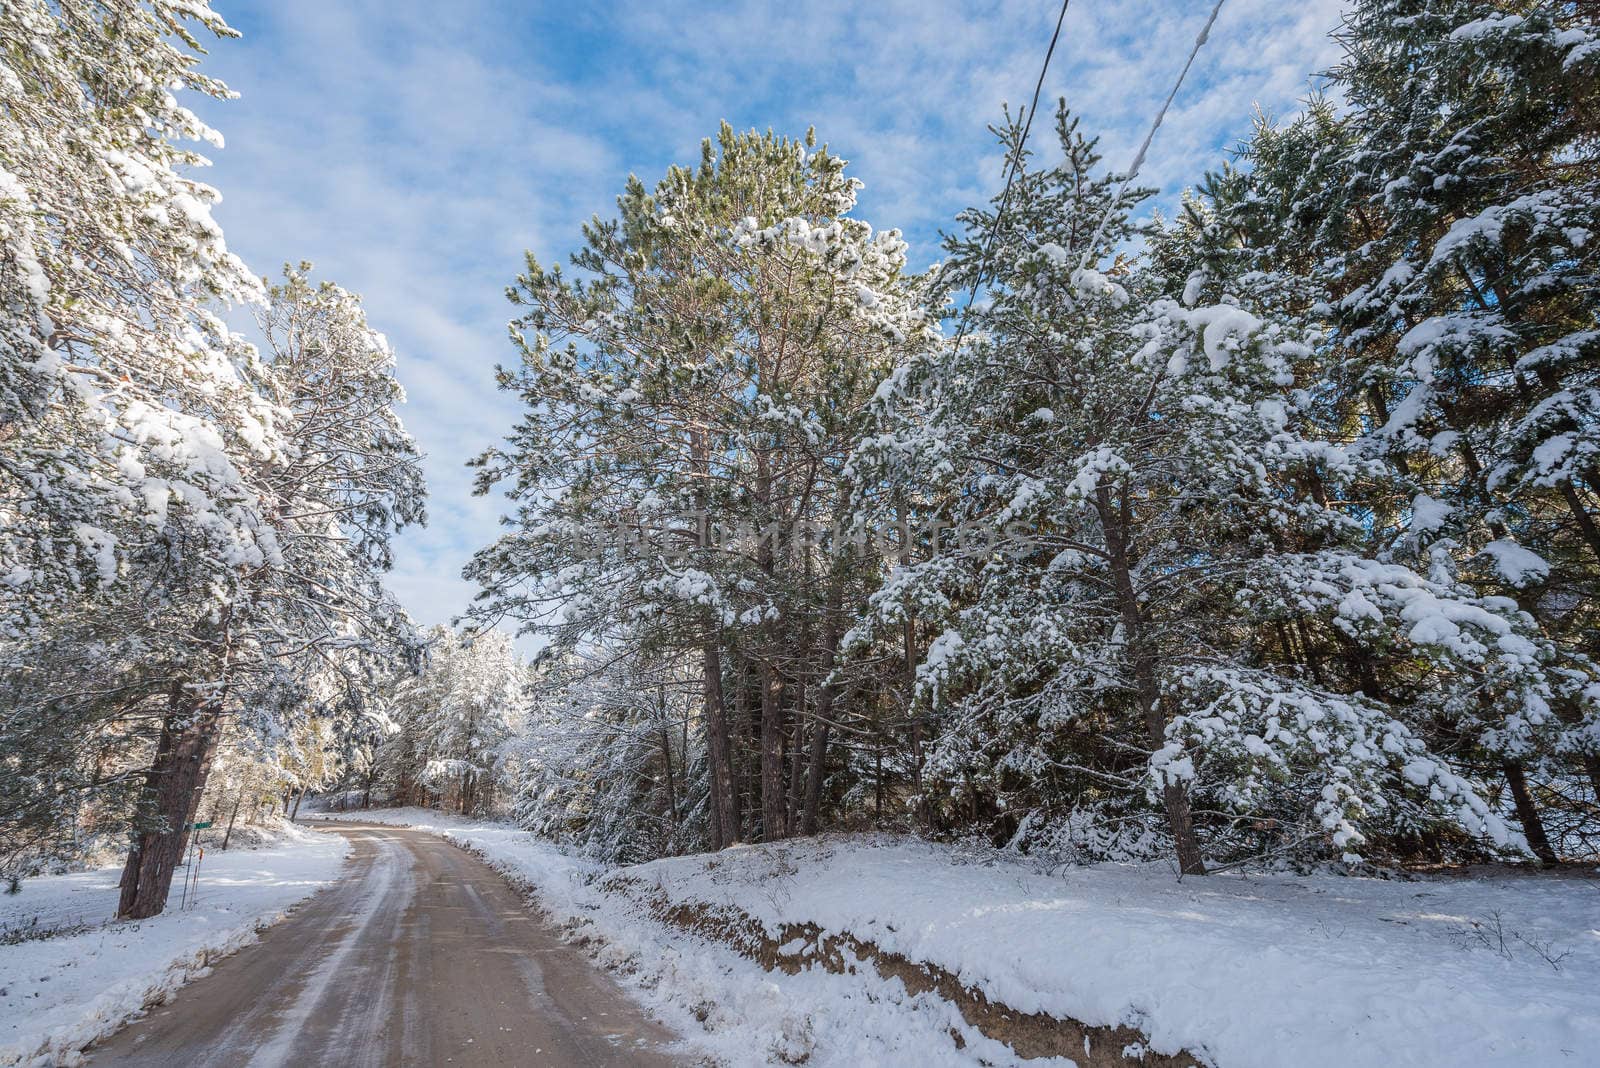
[0,4,427,903]
[1202,0,1600,860]
[852,104,1528,873]
[411,627,523,816]
[110,266,425,917]
[469,124,932,846]
[512,647,703,861]
[1,1,271,638]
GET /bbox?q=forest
[2,0,1598,931]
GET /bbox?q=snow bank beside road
[0,821,349,1067]
[630,835,1600,1068]
[320,809,1600,1067]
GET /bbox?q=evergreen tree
[415,628,523,816]
[1,0,270,638]
[853,104,1528,873]
[112,266,425,916]
[1200,0,1600,860]
[371,626,524,816]
[468,124,932,846]
[512,647,703,861]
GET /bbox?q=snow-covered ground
[630,836,1600,1067]
[0,821,349,1067]
[320,807,1600,1068]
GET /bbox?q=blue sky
[190,0,1348,641]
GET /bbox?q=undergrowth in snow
[0,821,348,1067]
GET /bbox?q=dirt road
[89,823,681,1067]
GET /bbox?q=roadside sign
[187,821,213,830]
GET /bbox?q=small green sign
[188,821,213,830]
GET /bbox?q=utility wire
[948,0,1072,353]
[1078,0,1228,273]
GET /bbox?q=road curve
[89,823,682,1067]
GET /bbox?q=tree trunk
[703,639,739,848]
[1502,760,1558,865]
[660,724,680,835]
[291,790,305,821]
[691,424,737,849]
[905,615,925,827]
[740,659,761,839]
[1148,703,1207,877]
[801,561,846,836]
[785,699,807,836]
[874,747,883,821]
[800,559,851,831]
[220,791,243,851]
[1294,619,1327,687]
[759,660,785,841]
[1097,485,1206,876]
[1557,481,1600,567]
[898,507,926,827]
[1366,385,1409,476]
[1584,754,1600,809]
[117,691,223,919]
[801,720,831,836]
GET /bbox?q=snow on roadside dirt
[629,835,1600,1068]
[0,821,348,1067]
[322,808,1600,1068]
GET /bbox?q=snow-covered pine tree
[412,627,523,816]
[468,124,933,847]
[0,0,291,891]
[1197,0,1600,859]
[0,3,426,902]
[111,267,425,917]
[1,1,272,638]
[851,104,1531,873]
[370,662,432,809]
[511,646,704,861]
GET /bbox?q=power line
[948,0,1072,353]
[1079,0,1228,273]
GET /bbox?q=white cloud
[193,0,1349,645]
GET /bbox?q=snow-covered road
[85,824,681,1067]
[315,810,1600,1067]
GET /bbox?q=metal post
[188,845,204,910]
[177,826,197,910]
